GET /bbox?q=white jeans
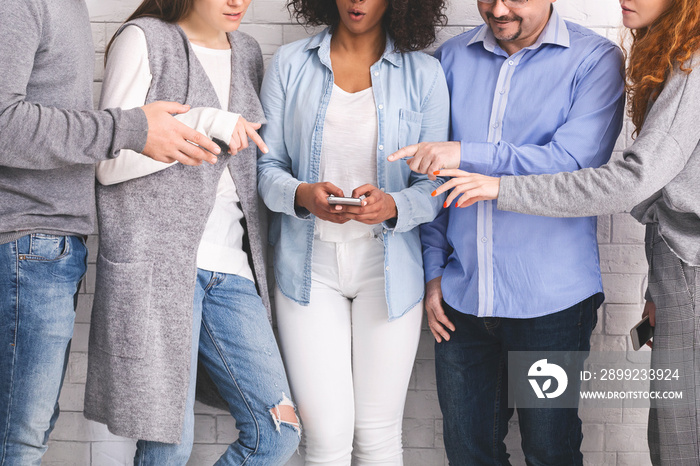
[276,237,422,466]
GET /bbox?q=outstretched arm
[0,8,220,170]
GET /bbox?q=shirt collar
[467,5,570,54]
[305,27,403,69]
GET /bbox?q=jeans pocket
[92,253,153,360]
[22,234,69,261]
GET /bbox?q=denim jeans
[435,295,600,466]
[0,234,87,466]
[135,270,299,466]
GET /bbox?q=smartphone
[630,315,654,350]
[327,195,365,206]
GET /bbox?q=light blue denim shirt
[258,28,450,320]
[421,8,625,319]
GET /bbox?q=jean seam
[1,242,20,465]
[200,316,259,465]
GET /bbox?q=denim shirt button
[385,266,390,271]
[378,104,384,110]
[383,228,388,235]
[374,71,379,76]
[378,145,384,151]
[481,237,488,243]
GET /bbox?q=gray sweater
[0,0,147,243]
[499,54,700,266]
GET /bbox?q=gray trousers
[646,224,700,465]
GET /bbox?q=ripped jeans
[135,270,300,466]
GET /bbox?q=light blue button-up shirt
[258,28,450,320]
[421,8,625,318]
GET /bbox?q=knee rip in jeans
[269,393,302,437]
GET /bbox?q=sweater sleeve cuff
[496,176,515,211]
[111,107,149,156]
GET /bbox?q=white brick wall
[42,1,652,464]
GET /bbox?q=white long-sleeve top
[97,25,253,281]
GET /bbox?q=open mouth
[349,10,365,20]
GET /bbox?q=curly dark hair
[286,0,447,52]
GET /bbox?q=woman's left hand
[432,169,500,208]
[333,184,397,225]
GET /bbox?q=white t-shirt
[96,25,253,281]
[316,84,381,242]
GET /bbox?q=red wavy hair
[624,0,700,136]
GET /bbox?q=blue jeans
[0,234,87,466]
[435,295,600,466]
[135,270,300,466]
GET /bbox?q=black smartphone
[630,316,654,350]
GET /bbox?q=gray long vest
[84,18,269,443]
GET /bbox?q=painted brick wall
[42,0,652,464]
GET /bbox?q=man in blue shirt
[389,0,624,464]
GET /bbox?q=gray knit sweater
[499,54,700,266]
[0,0,147,243]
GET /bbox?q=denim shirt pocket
[398,109,423,148]
[92,253,153,360]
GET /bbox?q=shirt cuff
[208,111,240,146]
[460,141,494,175]
[291,181,311,219]
[423,252,447,283]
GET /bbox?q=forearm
[0,100,147,170]
[498,130,686,217]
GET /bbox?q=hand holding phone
[630,315,654,351]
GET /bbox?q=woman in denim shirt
[257,0,448,463]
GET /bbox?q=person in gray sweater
[0,0,226,463]
[426,0,700,464]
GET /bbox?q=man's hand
[432,169,500,208]
[141,102,221,165]
[425,277,455,343]
[642,300,656,348]
[388,141,461,180]
[229,117,268,155]
[332,184,397,225]
[295,182,349,224]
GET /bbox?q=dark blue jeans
[0,235,87,465]
[435,295,600,466]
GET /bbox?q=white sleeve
[96,25,240,186]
